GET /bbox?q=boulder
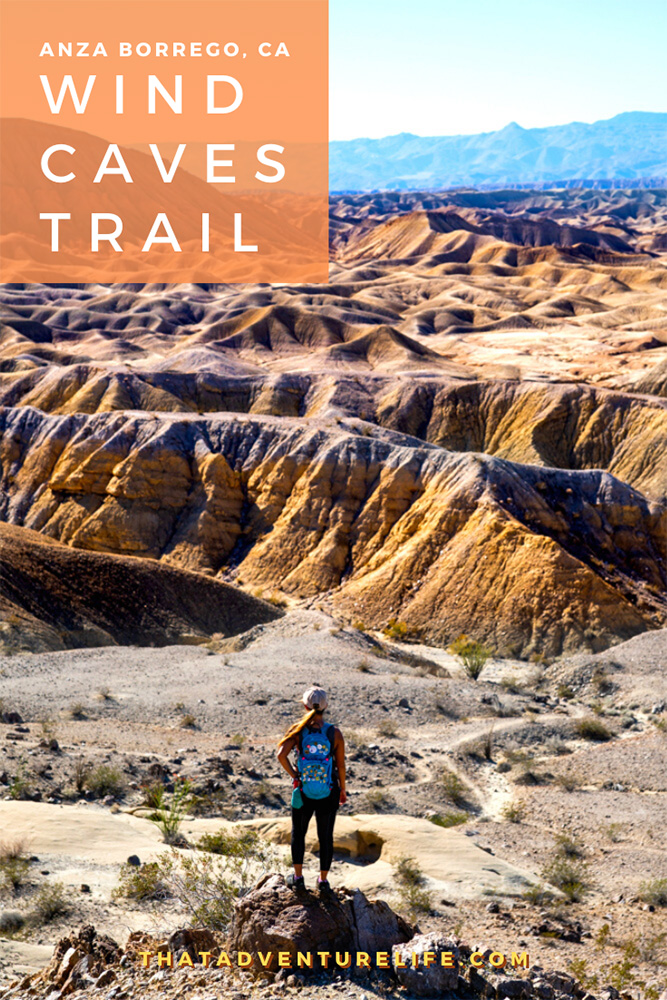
[168,927,219,963]
[497,978,533,999]
[36,926,122,996]
[227,873,413,974]
[347,887,413,953]
[392,933,459,997]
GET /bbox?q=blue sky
[330,0,667,139]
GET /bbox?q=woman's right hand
[339,790,347,805]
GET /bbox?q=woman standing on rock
[277,686,347,894]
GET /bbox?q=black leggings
[291,787,339,872]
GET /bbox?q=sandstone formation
[0,188,665,656]
[0,402,663,656]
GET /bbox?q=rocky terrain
[0,615,666,995]
[0,188,666,997]
[1,187,666,657]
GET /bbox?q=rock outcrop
[392,933,460,996]
[0,522,282,651]
[0,406,663,656]
[227,873,413,971]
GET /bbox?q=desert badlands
[0,187,666,999]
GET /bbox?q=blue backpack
[298,723,335,799]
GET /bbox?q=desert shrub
[513,763,551,786]
[97,687,114,702]
[352,620,367,633]
[449,635,492,680]
[382,619,410,641]
[501,799,525,824]
[230,734,246,747]
[639,878,667,907]
[575,718,611,742]
[441,767,471,808]
[557,684,575,700]
[429,812,467,828]
[522,883,556,906]
[0,910,25,935]
[189,788,228,817]
[68,702,87,720]
[113,862,170,902]
[555,833,585,859]
[434,690,460,719]
[197,829,264,857]
[591,667,614,695]
[555,771,582,792]
[8,762,33,801]
[393,856,432,918]
[363,789,393,813]
[541,856,590,902]
[356,658,372,673]
[0,841,30,893]
[140,781,164,809]
[148,779,192,845]
[31,882,69,924]
[266,592,288,608]
[545,737,572,756]
[72,759,91,795]
[500,675,521,694]
[179,713,198,729]
[567,958,599,992]
[376,719,400,739]
[603,822,624,843]
[85,765,125,799]
[122,838,274,930]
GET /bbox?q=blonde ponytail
[278,707,317,748]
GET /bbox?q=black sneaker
[286,873,305,890]
[317,879,333,896]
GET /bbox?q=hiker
[277,686,346,894]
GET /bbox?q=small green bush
[0,841,30,893]
[32,883,69,924]
[8,763,33,801]
[575,718,612,742]
[541,856,589,902]
[0,910,25,935]
[555,833,585,859]
[148,779,192,845]
[441,768,470,808]
[429,812,467,828]
[363,789,393,813]
[449,635,492,681]
[197,829,262,857]
[522,883,556,906]
[393,856,432,918]
[113,862,170,902]
[502,799,525,824]
[85,765,126,799]
[639,878,667,907]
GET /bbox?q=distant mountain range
[329,112,667,191]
